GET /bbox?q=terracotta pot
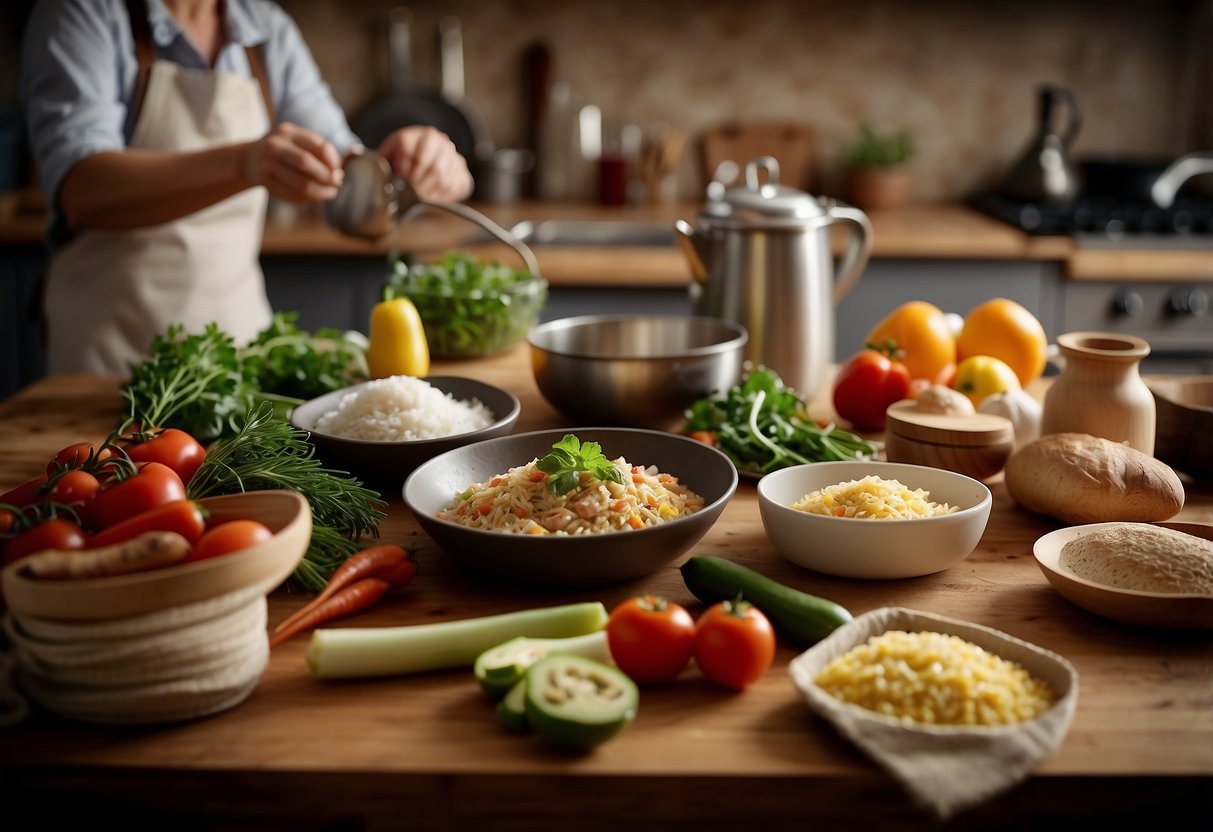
[845,167,912,210]
[1041,331,1155,454]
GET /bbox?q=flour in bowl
[314,376,494,441]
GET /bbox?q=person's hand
[379,126,473,203]
[243,122,344,203]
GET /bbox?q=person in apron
[20,0,472,376]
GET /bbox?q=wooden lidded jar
[1041,332,1155,455]
[884,402,1016,481]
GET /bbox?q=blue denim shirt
[20,0,361,243]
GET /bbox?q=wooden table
[1,348,1211,831]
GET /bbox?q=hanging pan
[351,7,481,163]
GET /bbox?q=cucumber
[680,556,852,646]
[497,679,530,733]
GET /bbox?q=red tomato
[693,599,776,691]
[47,441,114,476]
[832,349,912,431]
[45,469,101,507]
[185,520,273,564]
[606,595,697,685]
[124,429,207,486]
[82,462,186,532]
[87,500,208,549]
[3,518,88,566]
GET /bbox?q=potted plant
[843,121,914,210]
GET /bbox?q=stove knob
[1166,287,1209,317]
[1110,289,1144,318]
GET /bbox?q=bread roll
[1004,433,1184,524]
[1060,523,1213,594]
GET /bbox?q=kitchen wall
[0,0,1208,201]
[281,0,1211,201]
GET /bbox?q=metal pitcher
[675,156,873,398]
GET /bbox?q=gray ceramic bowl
[527,314,748,431]
[290,376,520,488]
[402,428,738,587]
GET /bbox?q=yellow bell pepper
[953,355,1021,407]
[366,297,430,379]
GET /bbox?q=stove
[971,192,1213,243]
[972,193,1213,374]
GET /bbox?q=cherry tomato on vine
[87,500,208,549]
[82,462,186,532]
[47,441,114,476]
[185,520,273,564]
[693,599,776,691]
[606,595,697,685]
[832,349,912,432]
[3,518,88,566]
[123,429,207,486]
[45,469,101,507]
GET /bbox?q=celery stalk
[306,601,608,680]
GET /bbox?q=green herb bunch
[240,311,368,401]
[122,323,252,441]
[685,367,876,475]
[186,403,386,590]
[385,251,546,358]
[122,313,368,441]
[536,435,625,496]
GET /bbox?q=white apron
[45,50,273,375]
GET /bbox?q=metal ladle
[324,148,541,276]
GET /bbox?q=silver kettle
[675,156,873,399]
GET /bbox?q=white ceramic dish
[1033,521,1213,631]
[1,490,311,622]
[757,460,992,579]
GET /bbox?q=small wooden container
[884,401,1015,481]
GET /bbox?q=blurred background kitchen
[2,0,1211,397]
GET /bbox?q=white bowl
[757,461,992,579]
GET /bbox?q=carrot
[269,577,391,649]
[690,430,717,446]
[274,544,414,635]
[23,530,191,580]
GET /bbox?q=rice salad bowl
[404,428,738,587]
[758,461,992,580]
[290,376,521,487]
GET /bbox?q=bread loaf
[1004,433,1184,524]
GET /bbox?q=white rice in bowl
[314,376,494,441]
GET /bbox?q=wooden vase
[1041,331,1155,454]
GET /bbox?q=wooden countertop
[1,350,1211,830]
[4,191,1212,284]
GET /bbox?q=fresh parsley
[536,434,624,496]
[685,366,877,475]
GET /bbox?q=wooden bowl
[1146,375,1213,481]
[883,401,1015,481]
[1033,521,1213,631]
[1,491,311,622]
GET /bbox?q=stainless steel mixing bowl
[527,314,748,430]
